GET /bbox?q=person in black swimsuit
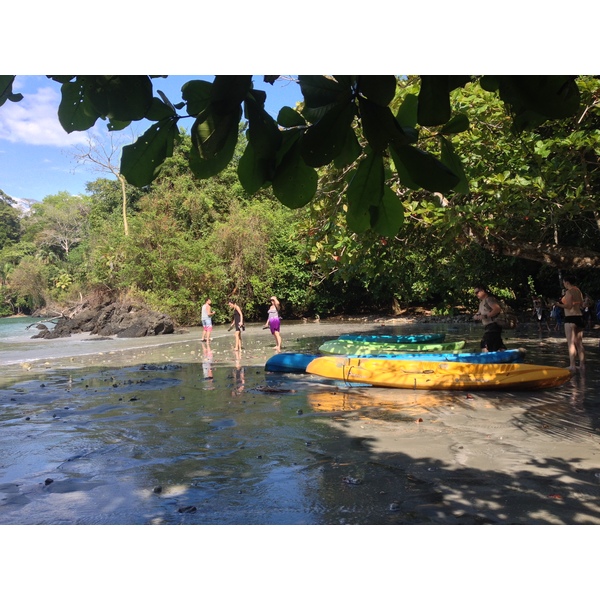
[554,273,585,373]
[227,301,244,351]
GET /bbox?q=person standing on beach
[264,296,282,352]
[201,298,215,342]
[227,300,244,351]
[473,284,507,352]
[554,273,585,373]
[532,296,550,333]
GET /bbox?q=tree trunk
[464,227,600,269]
[118,174,129,236]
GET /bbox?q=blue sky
[0,75,303,204]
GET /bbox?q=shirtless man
[473,284,507,353]
[555,273,585,373]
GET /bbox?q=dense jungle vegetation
[1,76,600,324]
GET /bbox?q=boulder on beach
[31,299,175,339]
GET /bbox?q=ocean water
[0,316,53,341]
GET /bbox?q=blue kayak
[338,333,445,344]
[265,348,526,373]
[265,353,318,373]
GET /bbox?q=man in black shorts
[473,285,507,352]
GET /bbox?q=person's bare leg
[565,323,578,371]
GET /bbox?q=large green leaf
[358,75,397,106]
[481,75,580,133]
[395,93,419,128]
[190,114,239,179]
[298,75,348,108]
[121,118,179,187]
[277,106,306,128]
[58,80,101,132]
[333,126,362,169]
[370,184,404,236]
[417,75,471,126]
[181,79,213,115]
[390,143,459,192]
[439,113,469,134]
[359,96,411,152]
[390,145,420,190]
[300,100,356,167]
[244,91,282,160]
[346,150,384,233]
[238,139,271,195]
[85,75,153,121]
[192,106,242,159]
[417,76,452,126]
[210,75,252,115]
[0,76,22,108]
[145,97,177,122]
[107,119,131,131]
[439,136,469,194]
[272,139,318,208]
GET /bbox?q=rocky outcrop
[32,299,175,339]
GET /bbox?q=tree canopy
[2,75,600,320]
[0,75,590,240]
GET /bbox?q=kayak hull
[306,357,572,390]
[265,348,524,373]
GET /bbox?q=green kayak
[319,339,467,355]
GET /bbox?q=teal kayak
[338,333,445,344]
[319,339,467,355]
[348,348,526,364]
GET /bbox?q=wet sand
[1,318,600,528]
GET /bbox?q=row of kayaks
[264,332,572,390]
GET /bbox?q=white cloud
[0,85,92,147]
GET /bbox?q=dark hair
[561,273,577,285]
[473,284,488,293]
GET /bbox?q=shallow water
[1,321,600,524]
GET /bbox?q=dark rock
[31,299,175,340]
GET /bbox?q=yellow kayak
[305,356,572,391]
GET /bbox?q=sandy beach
[1,317,600,527]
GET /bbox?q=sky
[0,75,303,205]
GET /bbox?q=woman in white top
[264,296,282,352]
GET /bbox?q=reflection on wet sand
[515,373,600,440]
[232,350,245,396]
[307,386,471,418]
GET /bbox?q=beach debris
[342,476,362,485]
[297,409,303,415]
[44,478,54,486]
[153,486,162,494]
[389,502,401,512]
[253,385,296,394]
[177,506,197,514]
